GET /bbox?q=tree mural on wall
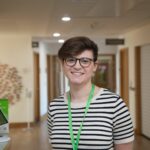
[0,64,22,104]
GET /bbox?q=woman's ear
[93,60,99,72]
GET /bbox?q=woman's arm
[115,142,133,150]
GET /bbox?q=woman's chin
[70,79,83,85]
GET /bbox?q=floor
[8,121,51,150]
[7,120,150,150]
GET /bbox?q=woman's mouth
[71,72,84,76]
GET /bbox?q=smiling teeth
[72,72,82,75]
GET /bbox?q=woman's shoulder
[94,87,122,103]
[98,87,120,98]
[92,88,128,112]
[49,95,65,105]
[98,88,127,106]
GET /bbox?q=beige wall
[0,34,34,123]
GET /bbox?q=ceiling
[0,0,150,43]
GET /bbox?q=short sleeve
[47,103,53,143]
[113,97,134,144]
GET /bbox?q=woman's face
[61,50,97,86]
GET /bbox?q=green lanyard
[67,84,95,150]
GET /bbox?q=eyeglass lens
[65,57,94,67]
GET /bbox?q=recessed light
[58,39,65,43]
[53,32,61,37]
[61,16,71,22]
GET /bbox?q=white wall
[45,37,118,55]
[93,37,118,54]
[0,35,50,123]
[119,23,150,128]
[39,42,48,116]
[0,34,34,123]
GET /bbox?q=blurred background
[0,0,150,149]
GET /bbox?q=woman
[47,36,134,150]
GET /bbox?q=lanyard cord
[67,84,95,150]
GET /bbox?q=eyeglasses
[64,57,95,68]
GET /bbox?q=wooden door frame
[47,55,51,105]
[120,48,129,107]
[47,55,56,104]
[33,52,40,122]
[111,54,116,92]
[47,55,55,104]
[135,46,142,134]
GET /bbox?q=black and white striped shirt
[47,88,134,150]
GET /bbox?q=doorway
[93,54,116,92]
[135,45,150,138]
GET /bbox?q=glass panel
[92,55,116,92]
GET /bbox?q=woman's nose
[74,60,82,68]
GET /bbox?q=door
[47,55,61,104]
[135,46,141,134]
[140,45,150,138]
[135,45,150,138]
[120,48,129,107]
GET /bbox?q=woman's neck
[69,82,93,102]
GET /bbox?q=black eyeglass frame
[64,57,96,68]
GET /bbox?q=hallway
[7,120,150,150]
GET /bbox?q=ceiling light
[53,33,61,37]
[58,39,65,43]
[61,16,71,22]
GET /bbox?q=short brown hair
[58,36,98,61]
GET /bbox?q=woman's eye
[67,58,75,62]
[81,59,89,64]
